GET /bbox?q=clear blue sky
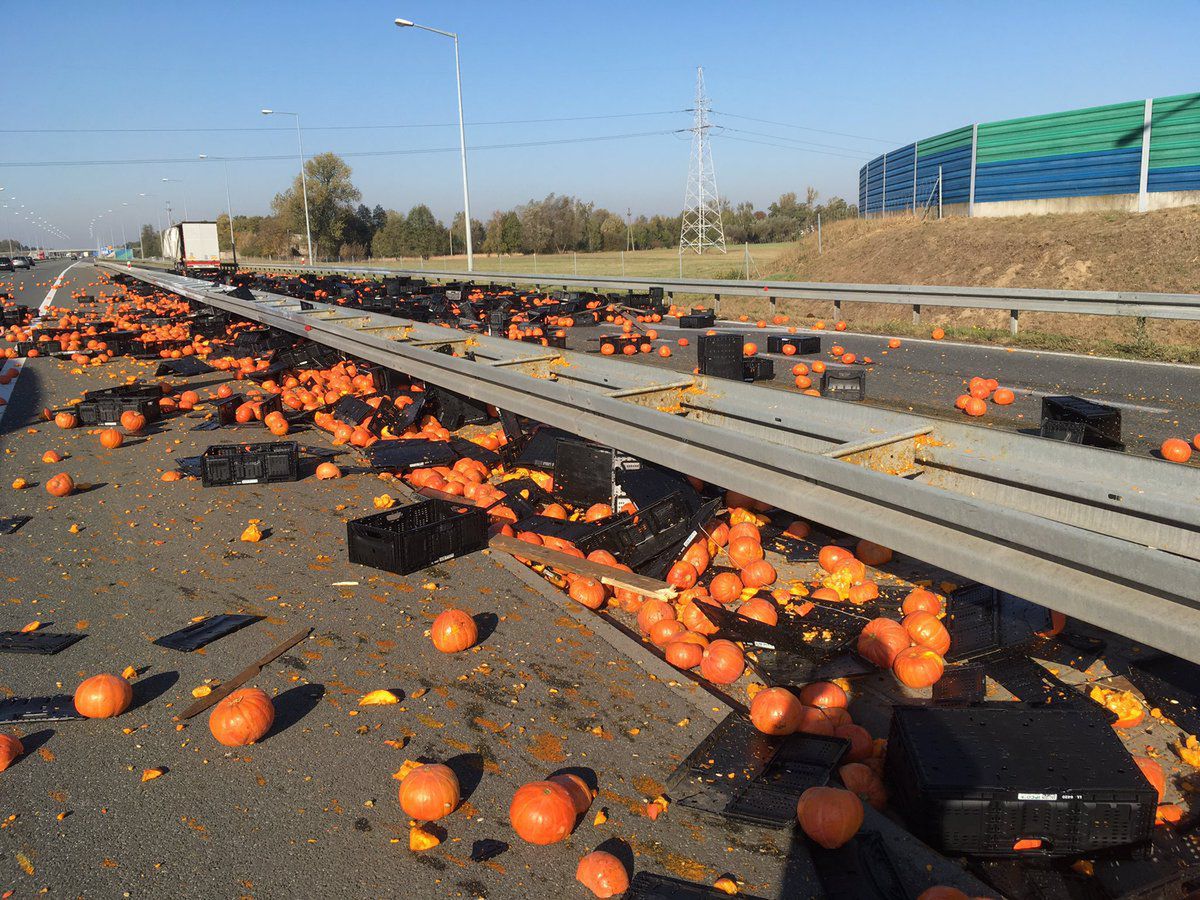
[3,0,1198,248]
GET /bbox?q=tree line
[131,152,858,261]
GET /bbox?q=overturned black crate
[820,368,866,401]
[885,705,1156,858]
[200,441,300,487]
[576,492,695,569]
[77,384,162,426]
[347,499,488,575]
[1040,395,1123,450]
[678,311,716,329]
[697,333,744,380]
[767,334,821,355]
[743,356,774,382]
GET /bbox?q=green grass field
[247,242,796,281]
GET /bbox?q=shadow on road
[264,683,325,741]
[444,752,485,803]
[130,671,179,712]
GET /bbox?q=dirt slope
[768,206,1200,293]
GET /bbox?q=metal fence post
[882,152,888,217]
[770,296,778,317]
[968,124,978,217]
[714,293,721,317]
[533,252,537,274]
[938,165,944,219]
[620,250,625,277]
[573,251,578,276]
[678,246,683,278]
[817,214,822,254]
[912,304,921,325]
[912,141,919,215]
[1009,309,1019,336]
[834,298,842,318]
[1138,98,1153,213]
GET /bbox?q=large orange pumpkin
[892,647,945,688]
[54,411,77,430]
[902,611,951,656]
[569,578,607,610]
[855,540,892,566]
[120,410,146,433]
[749,687,804,735]
[726,537,764,569]
[209,687,274,746]
[740,559,777,588]
[699,639,745,684]
[430,608,478,652]
[74,673,133,718]
[737,597,778,626]
[510,780,577,845]
[665,638,704,669]
[99,428,123,449]
[0,734,23,772]
[46,472,74,497]
[818,545,853,573]
[901,588,942,616]
[796,786,864,849]
[576,851,629,898]
[857,618,910,668]
[399,762,461,821]
[1162,438,1192,463]
[709,572,744,605]
[798,681,847,709]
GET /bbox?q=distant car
[10,256,29,269]
[0,257,13,272]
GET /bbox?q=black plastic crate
[821,368,866,401]
[767,334,821,355]
[1040,396,1123,450]
[1128,652,1200,737]
[885,706,1156,858]
[743,356,774,382]
[347,499,488,575]
[677,311,715,329]
[77,384,162,426]
[697,333,743,380]
[575,492,695,569]
[200,441,300,487]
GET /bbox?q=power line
[718,134,872,162]
[0,129,684,169]
[0,110,688,135]
[711,111,898,145]
[718,127,875,157]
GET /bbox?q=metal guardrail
[243,260,1200,329]
[104,263,1200,664]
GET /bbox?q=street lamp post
[261,109,314,263]
[394,17,475,272]
[200,154,238,268]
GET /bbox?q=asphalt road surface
[0,264,996,898]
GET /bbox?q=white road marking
[38,260,79,316]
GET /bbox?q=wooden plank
[488,534,677,602]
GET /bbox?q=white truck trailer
[162,221,222,275]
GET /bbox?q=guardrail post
[1009,309,1019,336]
[833,298,842,318]
[912,304,921,325]
[770,296,778,317]
[713,294,721,317]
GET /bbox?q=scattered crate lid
[154,614,263,652]
[0,695,85,725]
[575,492,697,569]
[626,872,768,900]
[809,830,915,900]
[0,631,84,655]
[0,516,31,536]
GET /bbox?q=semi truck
[162,221,222,276]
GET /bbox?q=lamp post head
[261,109,273,115]
[394,18,414,27]
[198,154,208,159]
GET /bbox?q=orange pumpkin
[576,851,630,899]
[1162,438,1192,463]
[399,762,461,821]
[99,428,123,449]
[892,646,945,688]
[709,572,744,605]
[1133,756,1166,803]
[737,597,778,626]
[839,762,887,810]
[818,545,853,573]
[902,611,951,656]
[430,608,478,653]
[74,673,133,718]
[699,639,745,684]
[740,559,777,588]
[315,462,342,480]
[835,723,873,762]
[798,681,847,709]
[54,411,78,430]
[749,687,805,735]
[569,578,607,610]
[901,588,942,616]
[726,537,764,569]
[46,472,74,497]
[510,780,577,845]
[796,786,864,849]
[120,410,146,433]
[209,687,275,746]
[0,733,23,772]
[666,561,698,590]
[637,599,676,635]
[649,618,687,648]
[857,618,910,668]
[855,540,892,566]
[549,773,593,818]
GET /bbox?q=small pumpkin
[834,723,873,763]
[902,611,951,656]
[120,410,146,433]
[549,772,593,817]
[665,638,704,669]
[637,599,676,636]
[796,706,835,736]
[45,471,75,498]
[510,780,577,845]
[740,559,777,588]
[855,540,892,566]
[737,597,778,626]
[99,428,123,449]
[315,462,342,480]
[749,687,804,735]
[901,588,941,616]
[649,618,687,648]
[576,851,630,899]
[569,577,607,610]
[839,762,887,810]
[54,411,78,430]
[818,545,853,573]
[430,608,478,653]
[709,572,744,605]
[399,762,461,821]
[798,681,847,709]
[726,537,764,569]
[0,734,24,772]
[857,618,909,669]
[796,786,863,849]
[699,639,745,684]
[74,673,133,718]
[892,646,945,688]
[209,687,274,746]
